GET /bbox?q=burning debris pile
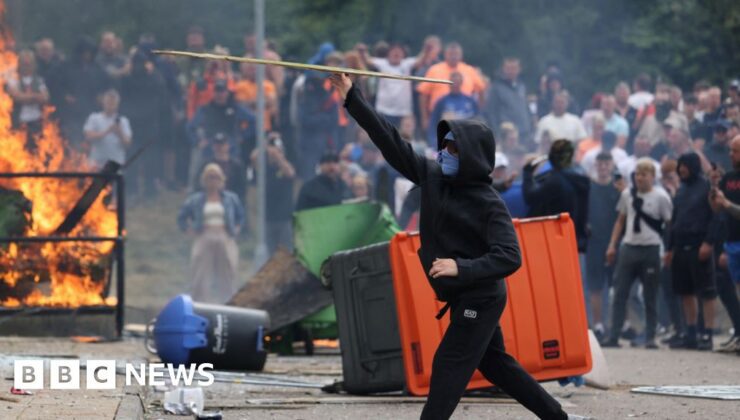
[0,3,117,308]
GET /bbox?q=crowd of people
[8,28,740,352]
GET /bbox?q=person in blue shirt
[427,72,479,148]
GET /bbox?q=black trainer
[697,334,713,351]
[670,334,698,349]
[601,338,621,348]
[621,326,638,340]
[593,327,606,343]
[662,332,684,345]
[644,338,659,349]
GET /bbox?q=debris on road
[10,387,32,396]
[631,385,740,400]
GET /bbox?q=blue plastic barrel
[153,295,270,371]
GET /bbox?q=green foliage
[6,0,740,102]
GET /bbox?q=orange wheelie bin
[389,213,592,396]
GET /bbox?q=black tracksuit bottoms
[420,291,567,420]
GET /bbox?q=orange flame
[313,339,340,349]
[0,1,118,308]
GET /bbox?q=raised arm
[329,73,427,184]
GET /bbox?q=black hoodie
[344,86,521,302]
[522,164,590,252]
[668,153,718,248]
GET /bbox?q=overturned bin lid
[153,295,209,365]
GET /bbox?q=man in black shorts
[586,152,622,340]
[666,152,720,350]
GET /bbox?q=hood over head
[677,152,702,183]
[436,119,496,183]
[307,42,335,65]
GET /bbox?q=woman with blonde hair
[177,163,245,303]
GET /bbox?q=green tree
[6,0,740,103]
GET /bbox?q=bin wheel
[303,327,315,355]
[320,259,333,290]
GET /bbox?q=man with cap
[491,151,518,195]
[491,151,510,187]
[330,73,586,420]
[195,131,247,203]
[187,78,256,188]
[295,151,347,211]
[702,120,733,171]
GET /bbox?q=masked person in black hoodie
[666,152,720,350]
[330,73,579,420]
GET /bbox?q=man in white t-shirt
[7,50,49,147]
[534,92,587,144]
[603,159,673,349]
[362,44,421,126]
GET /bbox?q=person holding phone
[83,89,132,169]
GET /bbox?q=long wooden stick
[152,49,453,85]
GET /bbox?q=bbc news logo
[14,360,215,390]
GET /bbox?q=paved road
[1,337,738,419]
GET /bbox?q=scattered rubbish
[162,386,223,419]
[209,370,327,389]
[0,394,20,403]
[10,387,32,396]
[123,323,148,338]
[150,294,269,371]
[163,387,204,415]
[631,385,740,400]
[118,363,328,389]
